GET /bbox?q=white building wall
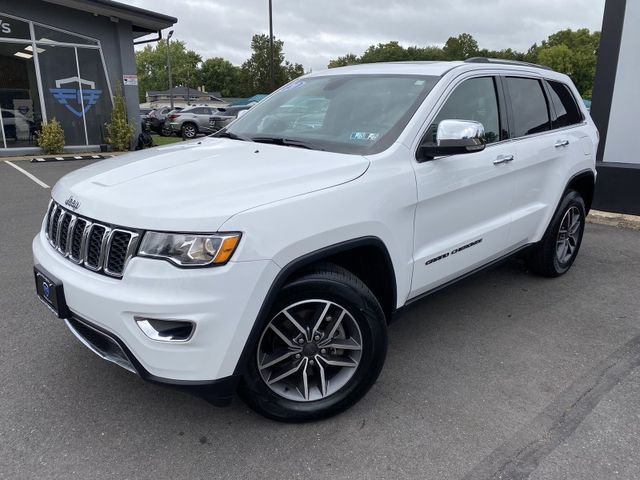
[603,0,640,164]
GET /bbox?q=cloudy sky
[131,0,606,72]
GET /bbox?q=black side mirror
[419,119,486,160]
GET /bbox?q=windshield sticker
[280,80,305,92]
[350,132,379,141]
[414,80,426,85]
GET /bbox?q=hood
[52,137,370,231]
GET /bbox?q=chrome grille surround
[44,201,140,278]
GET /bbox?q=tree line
[135,34,304,101]
[136,28,599,102]
[329,29,600,98]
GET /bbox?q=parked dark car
[147,106,182,136]
[208,105,253,132]
[140,108,152,123]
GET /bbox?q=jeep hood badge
[64,196,80,211]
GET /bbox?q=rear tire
[238,263,387,422]
[527,190,586,277]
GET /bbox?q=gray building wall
[591,0,640,215]
[1,0,142,134]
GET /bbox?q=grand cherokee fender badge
[64,196,80,211]
[425,238,483,266]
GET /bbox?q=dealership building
[0,0,175,154]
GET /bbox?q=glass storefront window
[0,41,43,148]
[0,14,31,41]
[77,48,110,144]
[0,12,113,149]
[34,24,98,46]
[38,45,88,146]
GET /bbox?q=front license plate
[34,265,70,318]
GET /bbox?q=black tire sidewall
[239,275,387,422]
[548,191,586,275]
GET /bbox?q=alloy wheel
[257,299,363,402]
[183,125,196,138]
[556,206,581,264]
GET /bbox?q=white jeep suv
[33,59,598,421]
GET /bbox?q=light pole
[268,0,275,92]
[166,29,174,109]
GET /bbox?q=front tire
[238,264,387,422]
[181,123,197,139]
[527,190,586,277]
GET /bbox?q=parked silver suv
[168,106,219,138]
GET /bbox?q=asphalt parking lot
[1,158,639,480]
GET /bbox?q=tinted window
[506,77,550,137]
[432,77,501,144]
[190,107,206,114]
[547,81,583,128]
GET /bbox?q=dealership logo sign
[50,76,102,118]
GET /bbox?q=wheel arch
[233,236,397,376]
[565,169,596,213]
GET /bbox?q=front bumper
[65,314,241,405]
[33,230,279,384]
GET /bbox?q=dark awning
[43,0,177,36]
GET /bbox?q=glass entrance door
[0,41,43,148]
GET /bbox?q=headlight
[138,232,241,267]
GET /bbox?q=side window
[547,80,583,128]
[191,107,205,114]
[431,77,501,145]
[506,77,551,137]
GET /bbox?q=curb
[30,154,116,163]
[1,152,126,162]
[587,210,640,231]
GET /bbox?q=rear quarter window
[547,80,583,128]
[506,77,551,137]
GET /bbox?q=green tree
[198,57,241,97]
[37,118,65,154]
[534,29,600,97]
[328,53,360,68]
[360,41,412,63]
[106,87,135,151]
[443,33,479,60]
[135,40,202,102]
[239,34,305,95]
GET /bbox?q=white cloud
[131,0,605,72]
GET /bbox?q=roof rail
[464,57,554,71]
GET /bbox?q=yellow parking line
[4,161,50,189]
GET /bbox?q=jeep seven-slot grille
[44,201,140,278]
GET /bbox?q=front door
[409,75,516,298]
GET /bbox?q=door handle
[493,155,514,165]
[555,140,570,148]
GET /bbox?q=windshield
[224,74,439,154]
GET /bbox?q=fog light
[135,317,195,342]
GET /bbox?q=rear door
[409,75,517,298]
[503,76,587,245]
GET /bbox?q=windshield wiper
[251,136,323,151]
[213,130,253,142]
